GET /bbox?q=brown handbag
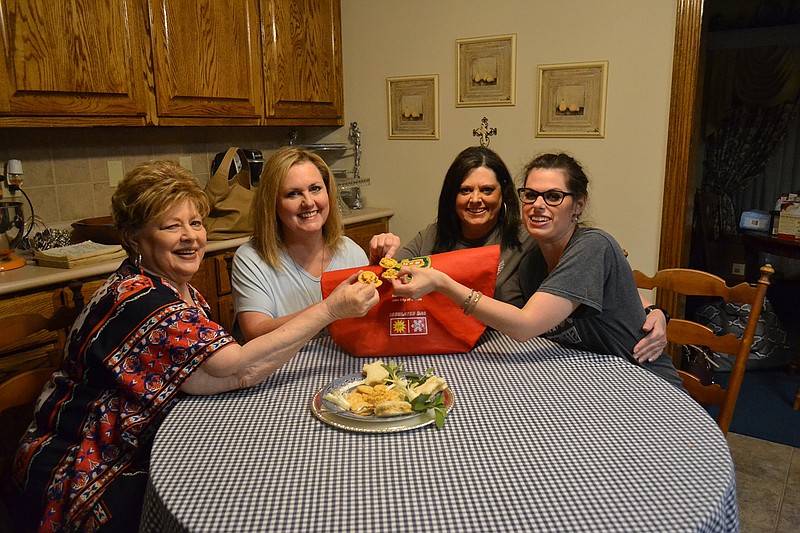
[203,147,255,240]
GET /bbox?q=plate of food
[310,360,454,433]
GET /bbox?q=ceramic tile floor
[728,432,800,532]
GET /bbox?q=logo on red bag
[388,311,428,336]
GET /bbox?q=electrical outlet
[107,160,123,187]
[732,263,745,276]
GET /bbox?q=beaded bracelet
[461,289,475,311]
[464,290,483,316]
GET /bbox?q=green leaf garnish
[379,360,448,429]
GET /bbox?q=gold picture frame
[386,75,439,140]
[536,61,608,138]
[456,34,516,107]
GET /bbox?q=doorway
[663,0,800,364]
[662,0,799,284]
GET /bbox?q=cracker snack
[379,257,398,269]
[358,270,382,287]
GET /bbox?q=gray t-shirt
[397,223,535,308]
[231,237,368,319]
[519,227,683,388]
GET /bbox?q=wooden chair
[633,264,773,435]
[0,286,80,381]
[0,302,76,472]
[0,304,76,354]
[0,368,55,469]
[0,367,55,532]
[0,297,79,532]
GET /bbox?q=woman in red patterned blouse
[9,161,378,532]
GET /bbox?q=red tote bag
[321,245,499,356]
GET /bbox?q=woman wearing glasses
[392,152,682,388]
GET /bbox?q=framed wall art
[456,34,516,107]
[536,61,608,138]
[386,75,439,140]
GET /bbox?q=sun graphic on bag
[392,320,407,333]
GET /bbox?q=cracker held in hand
[379,257,398,269]
[358,270,382,287]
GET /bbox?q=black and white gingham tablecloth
[140,330,739,532]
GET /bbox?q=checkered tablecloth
[140,330,739,532]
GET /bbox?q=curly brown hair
[111,160,209,255]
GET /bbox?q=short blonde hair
[112,160,209,254]
[251,146,344,268]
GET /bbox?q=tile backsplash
[0,125,340,230]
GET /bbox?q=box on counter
[776,198,800,240]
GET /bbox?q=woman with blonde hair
[232,146,398,340]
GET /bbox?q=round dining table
[139,330,738,532]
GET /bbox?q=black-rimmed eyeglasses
[517,188,574,206]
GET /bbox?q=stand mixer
[0,159,33,272]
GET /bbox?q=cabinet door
[217,296,236,335]
[261,0,343,125]
[344,218,390,255]
[150,0,264,125]
[0,0,151,125]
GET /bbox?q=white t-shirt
[231,238,368,319]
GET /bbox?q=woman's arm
[182,302,333,395]
[391,266,578,343]
[182,273,378,395]
[632,294,667,362]
[237,309,301,339]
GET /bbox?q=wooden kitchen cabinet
[151,0,343,126]
[0,279,103,381]
[0,289,64,380]
[214,253,236,335]
[343,216,392,253]
[0,0,343,127]
[149,0,265,125]
[260,0,344,125]
[172,249,235,334]
[0,0,152,126]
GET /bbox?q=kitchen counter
[0,207,395,298]
[340,206,395,226]
[0,238,250,297]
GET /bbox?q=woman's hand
[323,272,380,320]
[390,266,446,300]
[368,233,401,264]
[632,309,667,363]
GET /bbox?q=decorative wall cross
[473,117,497,147]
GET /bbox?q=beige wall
[327,0,677,275]
[0,0,677,277]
